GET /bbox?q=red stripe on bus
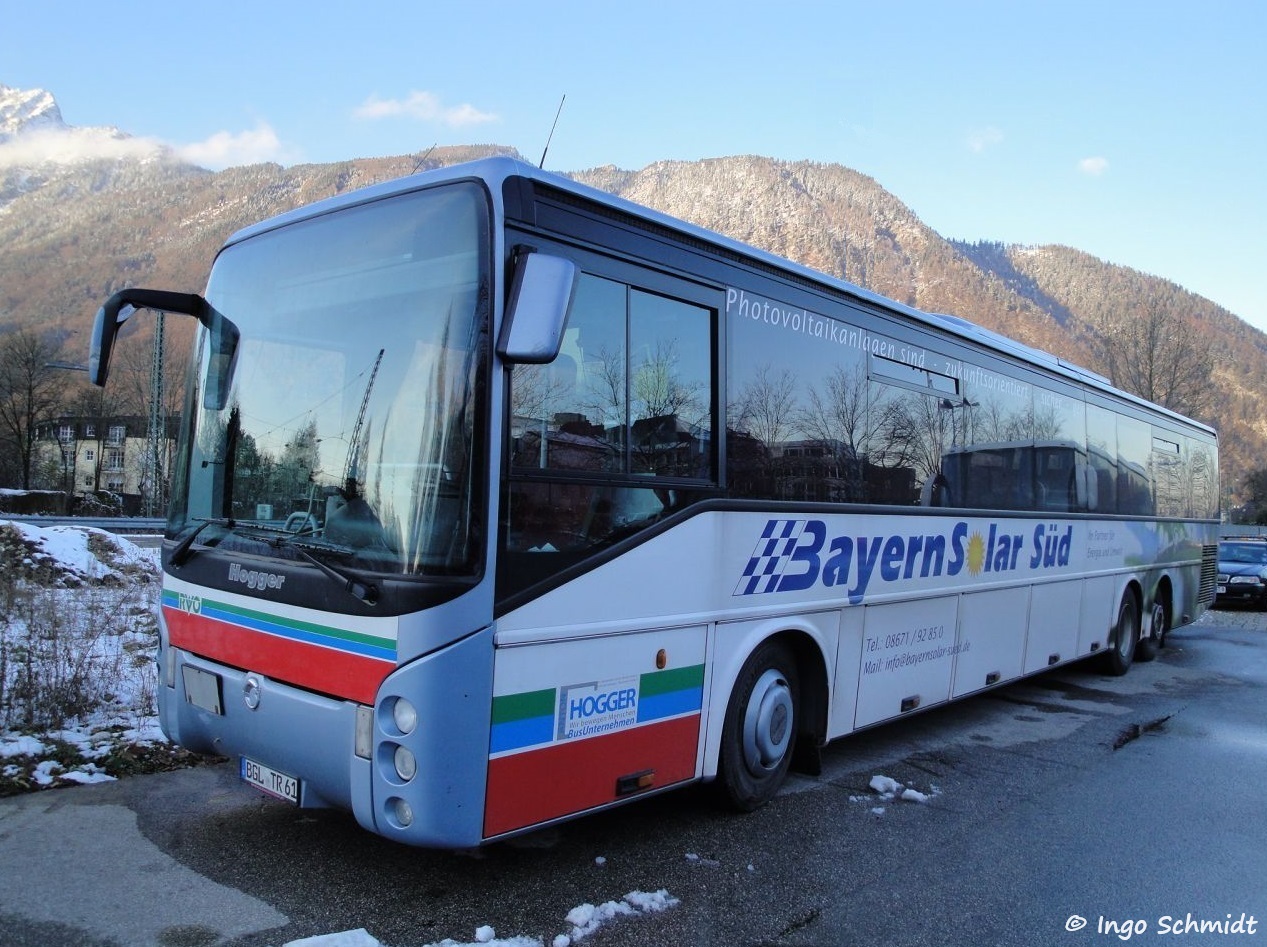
[164,607,391,704]
[483,713,701,838]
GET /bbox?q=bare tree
[631,339,705,425]
[1087,304,1217,418]
[872,392,948,483]
[112,334,187,422]
[579,346,626,432]
[731,363,799,450]
[798,365,873,457]
[0,330,67,489]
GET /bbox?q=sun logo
[966,531,986,576]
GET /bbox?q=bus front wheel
[1103,592,1139,676]
[718,640,799,812]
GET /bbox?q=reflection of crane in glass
[343,349,384,498]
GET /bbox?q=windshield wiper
[169,517,232,567]
[171,518,378,605]
[171,518,294,567]
[287,543,379,605]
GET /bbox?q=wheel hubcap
[742,668,793,775]
[1118,603,1136,657]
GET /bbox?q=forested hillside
[1,118,1262,501]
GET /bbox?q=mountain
[957,242,1267,489]
[0,85,64,138]
[0,84,181,209]
[0,85,1260,501]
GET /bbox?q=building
[34,415,178,514]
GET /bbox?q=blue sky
[3,0,1265,330]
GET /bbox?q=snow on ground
[282,889,681,947]
[5,518,157,583]
[867,772,940,804]
[0,518,167,789]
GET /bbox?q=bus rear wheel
[718,640,799,812]
[1136,598,1168,662]
[1103,592,1139,676]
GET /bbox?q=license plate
[182,665,223,715]
[241,756,299,804]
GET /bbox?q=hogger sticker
[556,678,640,740]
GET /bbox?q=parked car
[1215,538,1267,608]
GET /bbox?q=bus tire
[1103,592,1139,676]
[718,640,799,812]
[1136,598,1168,662]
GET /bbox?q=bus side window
[509,273,715,481]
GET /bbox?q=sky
[2,0,1265,330]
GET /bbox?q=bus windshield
[168,181,490,578]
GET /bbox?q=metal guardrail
[1221,524,1267,538]
[1,515,165,534]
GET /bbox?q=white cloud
[0,126,163,168]
[1079,156,1109,176]
[966,126,1004,153]
[353,91,498,127]
[175,122,294,170]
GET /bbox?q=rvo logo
[177,592,203,614]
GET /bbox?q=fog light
[392,697,418,735]
[393,745,417,782]
[390,796,414,828]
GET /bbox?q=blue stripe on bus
[489,715,554,754]
[637,688,702,723]
[163,593,396,663]
[199,605,397,662]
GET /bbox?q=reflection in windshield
[1222,544,1267,565]
[168,182,489,578]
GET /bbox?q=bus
[88,157,1220,847]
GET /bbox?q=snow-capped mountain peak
[0,85,66,141]
[0,83,169,191]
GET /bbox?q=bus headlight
[391,697,418,735]
[393,745,417,782]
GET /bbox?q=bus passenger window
[510,273,714,481]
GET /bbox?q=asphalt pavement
[1,606,1263,947]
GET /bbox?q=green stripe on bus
[639,664,704,697]
[163,591,394,651]
[492,687,556,724]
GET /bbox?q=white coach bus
[89,157,1219,847]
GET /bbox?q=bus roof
[223,156,1215,438]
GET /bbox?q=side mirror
[89,289,202,386]
[201,309,241,412]
[89,288,239,411]
[497,251,578,364]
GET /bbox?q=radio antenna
[538,95,566,169]
[411,143,437,175]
